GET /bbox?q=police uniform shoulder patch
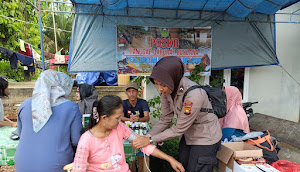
[183,102,193,115]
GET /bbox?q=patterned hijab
[32,69,74,133]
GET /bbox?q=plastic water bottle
[134,123,139,134]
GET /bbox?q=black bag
[245,131,279,164]
[182,85,227,118]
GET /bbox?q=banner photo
[117,26,212,76]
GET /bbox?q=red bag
[271,160,300,172]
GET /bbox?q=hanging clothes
[14,53,35,73]
[0,46,17,69]
[19,39,26,52]
[65,55,69,62]
[54,54,66,64]
[18,43,32,58]
[44,52,55,60]
[32,48,41,61]
[50,55,70,69]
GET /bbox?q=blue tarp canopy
[68,0,300,72]
[70,0,299,18]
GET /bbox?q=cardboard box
[233,161,262,172]
[217,142,263,172]
[255,164,280,172]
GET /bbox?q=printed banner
[117,26,212,76]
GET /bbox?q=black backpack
[182,85,227,118]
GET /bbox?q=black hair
[0,76,8,97]
[73,80,78,87]
[80,96,122,135]
[82,100,99,134]
[93,100,98,108]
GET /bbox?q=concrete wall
[248,2,300,122]
[3,83,126,120]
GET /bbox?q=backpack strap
[182,85,214,113]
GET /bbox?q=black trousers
[178,136,221,172]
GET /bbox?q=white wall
[248,2,300,122]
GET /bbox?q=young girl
[0,76,17,127]
[73,95,184,172]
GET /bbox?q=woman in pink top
[73,95,184,172]
[218,86,250,141]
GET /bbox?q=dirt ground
[0,165,15,172]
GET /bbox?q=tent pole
[273,14,279,64]
[38,0,45,71]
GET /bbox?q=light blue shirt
[15,98,82,172]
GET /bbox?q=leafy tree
[0,1,74,80]
[0,0,49,81]
[43,1,73,54]
[0,0,48,56]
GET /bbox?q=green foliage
[147,95,161,127]
[131,76,150,98]
[187,64,225,88]
[0,60,42,81]
[0,0,49,57]
[31,68,42,80]
[52,65,69,74]
[0,0,50,81]
[0,60,24,82]
[150,138,180,171]
[43,1,73,54]
[131,76,150,85]
[210,70,225,88]
[187,64,205,84]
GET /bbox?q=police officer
[132,56,222,172]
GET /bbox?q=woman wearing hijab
[218,86,250,141]
[14,70,82,172]
[76,84,98,115]
[132,56,222,172]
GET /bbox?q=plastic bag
[271,160,300,172]
[232,131,264,142]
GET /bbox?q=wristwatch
[149,137,153,144]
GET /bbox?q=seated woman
[15,70,82,172]
[219,86,250,141]
[0,75,17,127]
[76,84,98,115]
[73,95,184,172]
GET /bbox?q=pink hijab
[218,86,250,133]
